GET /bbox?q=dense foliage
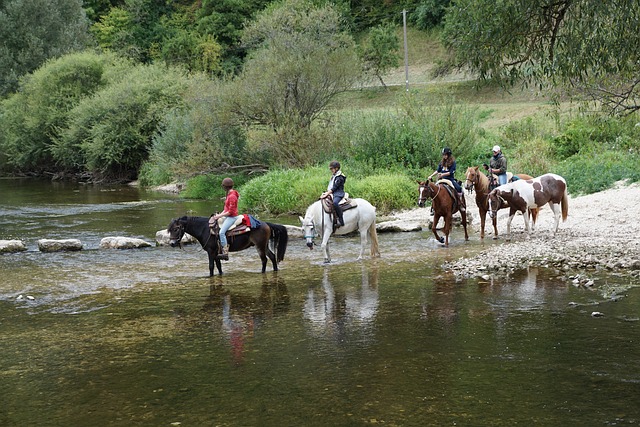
[443,0,640,115]
[0,0,91,97]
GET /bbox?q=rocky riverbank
[390,181,640,281]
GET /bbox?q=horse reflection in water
[200,276,290,365]
[303,265,379,342]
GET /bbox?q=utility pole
[403,9,409,91]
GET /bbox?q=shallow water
[1,178,639,426]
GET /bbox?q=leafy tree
[230,0,360,166]
[196,0,271,74]
[442,0,640,115]
[57,64,188,180]
[0,52,122,172]
[409,0,450,30]
[362,23,400,88]
[0,0,91,97]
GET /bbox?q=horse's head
[417,180,428,207]
[417,180,437,207]
[167,217,186,247]
[487,189,503,219]
[299,215,316,250]
[465,167,480,191]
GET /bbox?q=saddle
[435,179,465,213]
[208,215,251,237]
[321,193,357,229]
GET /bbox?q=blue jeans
[498,173,507,185]
[219,215,242,247]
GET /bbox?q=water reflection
[303,264,379,345]
[199,275,290,365]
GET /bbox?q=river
[1,178,639,426]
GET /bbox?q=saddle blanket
[209,213,263,236]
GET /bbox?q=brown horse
[464,166,539,239]
[417,180,469,246]
[167,216,288,276]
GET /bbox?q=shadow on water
[2,180,640,426]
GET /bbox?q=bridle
[418,181,441,207]
[465,169,478,192]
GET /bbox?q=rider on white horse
[320,160,346,228]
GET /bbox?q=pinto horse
[417,180,469,246]
[167,216,288,276]
[487,173,568,241]
[464,166,539,239]
[299,198,380,263]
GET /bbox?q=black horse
[167,216,288,276]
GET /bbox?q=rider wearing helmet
[211,177,241,260]
[321,160,346,228]
[428,147,466,212]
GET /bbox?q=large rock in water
[38,239,83,252]
[155,230,197,246]
[100,236,152,249]
[0,240,27,253]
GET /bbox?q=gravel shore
[391,181,640,281]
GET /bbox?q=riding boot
[334,205,345,227]
[220,244,229,261]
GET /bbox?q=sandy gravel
[391,181,640,280]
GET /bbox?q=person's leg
[333,196,344,226]
[220,216,236,253]
[498,173,507,185]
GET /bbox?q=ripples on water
[1,179,640,426]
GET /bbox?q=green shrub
[240,165,417,215]
[555,151,640,195]
[182,173,252,200]
[0,51,121,172]
[57,63,189,179]
[341,94,479,171]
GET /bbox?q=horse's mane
[473,167,490,193]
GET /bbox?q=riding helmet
[442,147,452,156]
[221,177,234,188]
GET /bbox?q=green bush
[57,63,189,179]
[555,151,640,195]
[341,94,479,171]
[239,165,417,215]
[182,173,252,200]
[0,51,120,172]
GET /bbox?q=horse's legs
[357,225,369,260]
[461,210,469,241]
[215,259,222,275]
[549,202,561,235]
[506,212,515,241]
[491,215,499,240]
[479,209,486,239]
[321,227,332,263]
[265,246,278,271]
[522,210,531,238]
[208,250,218,276]
[443,215,452,246]
[432,214,444,244]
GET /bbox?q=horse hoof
[492,236,498,240]
[439,237,445,244]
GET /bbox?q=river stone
[155,230,197,246]
[38,239,83,252]
[376,220,423,233]
[0,240,27,253]
[284,224,304,239]
[100,236,152,249]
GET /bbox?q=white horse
[299,198,380,263]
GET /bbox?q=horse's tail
[267,223,288,262]
[561,188,569,222]
[369,219,381,258]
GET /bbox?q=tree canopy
[0,0,91,97]
[443,0,640,115]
